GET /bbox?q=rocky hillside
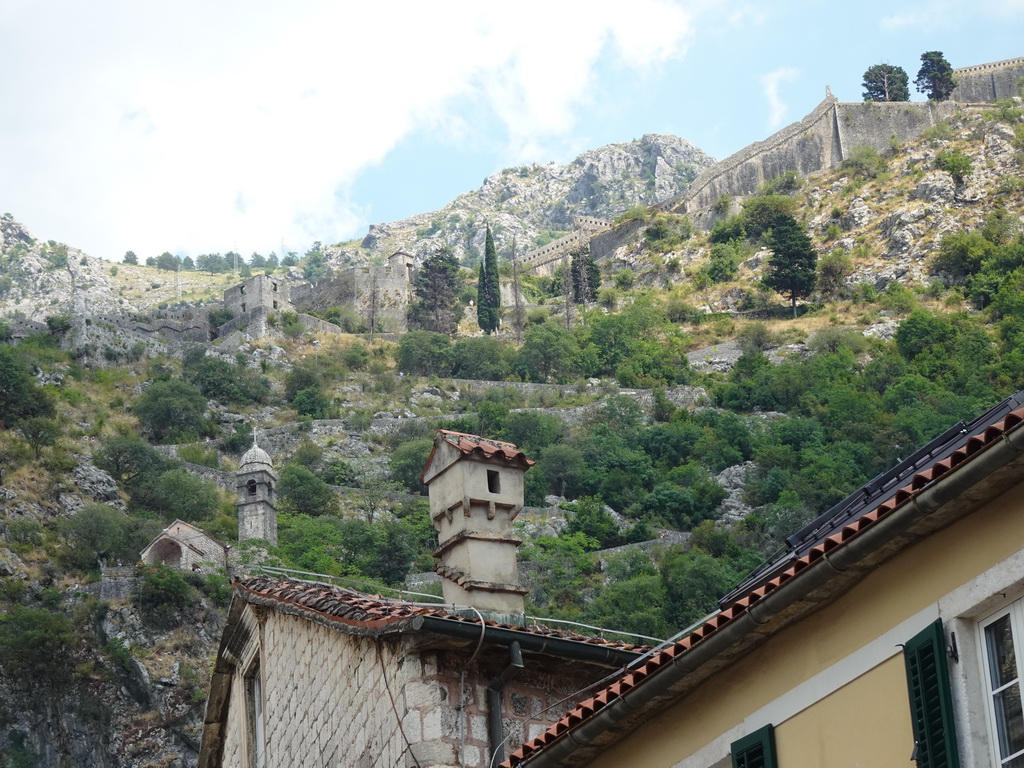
[598,105,1024,312]
[0,215,238,323]
[332,133,714,265]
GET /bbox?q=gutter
[414,615,643,669]
[517,418,1024,768]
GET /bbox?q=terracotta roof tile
[234,576,646,651]
[504,404,1024,768]
[439,430,536,465]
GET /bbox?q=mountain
[327,133,715,266]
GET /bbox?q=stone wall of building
[245,609,609,768]
[952,57,1024,103]
[223,274,292,317]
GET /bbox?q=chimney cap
[420,430,534,484]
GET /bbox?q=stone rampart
[519,231,587,276]
[952,57,1024,102]
[297,313,344,336]
[6,317,48,339]
[670,96,956,223]
[836,100,955,156]
[590,217,647,261]
[672,95,842,215]
[572,215,612,231]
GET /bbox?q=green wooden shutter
[904,619,960,768]
[731,724,777,768]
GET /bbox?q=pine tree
[476,226,500,334]
[762,214,818,318]
[915,51,956,101]
[410,248,462,335]
[861,64,910,102]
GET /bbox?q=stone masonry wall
[259,613,412,768]
[952,58,1024,103]
[836,100,955,156]
[228,608,620,768]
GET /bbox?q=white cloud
[760,67,799,130]
[0,0,698,260]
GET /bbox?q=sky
[0,1,1021,263]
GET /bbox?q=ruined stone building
[198,431,646,768]
[140,519,228,573]
[140,441,279,570]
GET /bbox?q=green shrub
[841,146,886,179]
[935,150,972,184]
[0,607,73,682]
[177,442,220,468]
[136,565,194,628]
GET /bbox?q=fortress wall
[836,100,955,154]
[590,218,648,261]
[352,266,412,332]
[572,215,612,231]
[669,98,957,225]
[297,313,344,336]
[520,230,586,270]
[952,58,1024,102]
[672,95,842,215]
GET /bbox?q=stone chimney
[421,430,534,620]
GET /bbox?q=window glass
[983,604,1024,766]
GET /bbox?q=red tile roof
[234,576,645,651]
[421,430,535,483]
[505,403,1024,767]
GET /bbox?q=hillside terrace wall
[952,57,1024,102]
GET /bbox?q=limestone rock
[841,197,872,230]
[911,172,955,204]
[73,462,121,503]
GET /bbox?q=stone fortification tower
[236,441,278,546]
[421,430,534,620]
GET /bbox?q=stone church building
[198,431,648,768]
[140,440,280,570]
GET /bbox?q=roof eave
[511,415,1024,768]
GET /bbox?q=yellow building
[509,394,1024,768]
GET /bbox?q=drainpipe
[487,641,524,767]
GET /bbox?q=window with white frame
[981,600,1024,767]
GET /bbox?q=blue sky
[0,0,1020,262]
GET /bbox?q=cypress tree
[477,226,501,334]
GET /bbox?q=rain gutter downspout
[518,421,1024,768]
[488,641,524,767]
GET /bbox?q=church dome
[240,442,274,471]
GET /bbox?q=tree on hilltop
[915,51,956,101]
[862,63,910,102]
[122,250,138,265]
[762,214,818,318]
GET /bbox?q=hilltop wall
[952,57,1024,102]
[666,96,958,225]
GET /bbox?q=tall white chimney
[421,430,533,620]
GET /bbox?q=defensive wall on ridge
[527,57,1021,270]
[668,95,956,222]
[951,57,1024,103]
[518,216,612,277]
